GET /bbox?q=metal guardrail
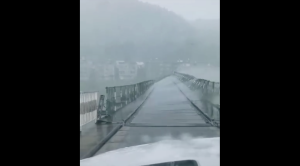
[100,80,155,122]
[174,72,220,126]
[81,75,170,126]
[80,91,99,131]
[174,72,220,95]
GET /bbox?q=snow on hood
[80,136,219,166]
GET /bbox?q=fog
[80,1,220,164]
[80,0,220,92]
[177,65,220,82]
[139,0,220,20]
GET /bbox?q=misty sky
[139,0,220,20]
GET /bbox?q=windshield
[80,0,220,165]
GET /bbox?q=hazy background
[139,0,220,20]
[80,0,220,92]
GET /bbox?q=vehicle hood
[80,137,219,166]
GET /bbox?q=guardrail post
[114,87,116,111]
[134,84,137,99]
[125,86,128,105]
[96,94,105,122]
[211,103,214,119]
[130,86,133,102]
[120,86,123,108]
[105,87,112,118]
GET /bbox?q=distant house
[115,61,138,80]
[136,62,144,67]
[92,62,116,81]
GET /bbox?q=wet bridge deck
[93,76,219,156]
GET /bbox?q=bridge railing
[174,72,220,125]
[103,80,155,120]
[174,72,220,95]
[80,91,99,131]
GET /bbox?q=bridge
[80,73,220,160]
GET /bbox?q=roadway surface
[94,76,220,156]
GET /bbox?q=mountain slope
[80,0,198,61]
[80,0,220,66]
[190,19,220,66]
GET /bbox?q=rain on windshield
[80,0,220,165]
